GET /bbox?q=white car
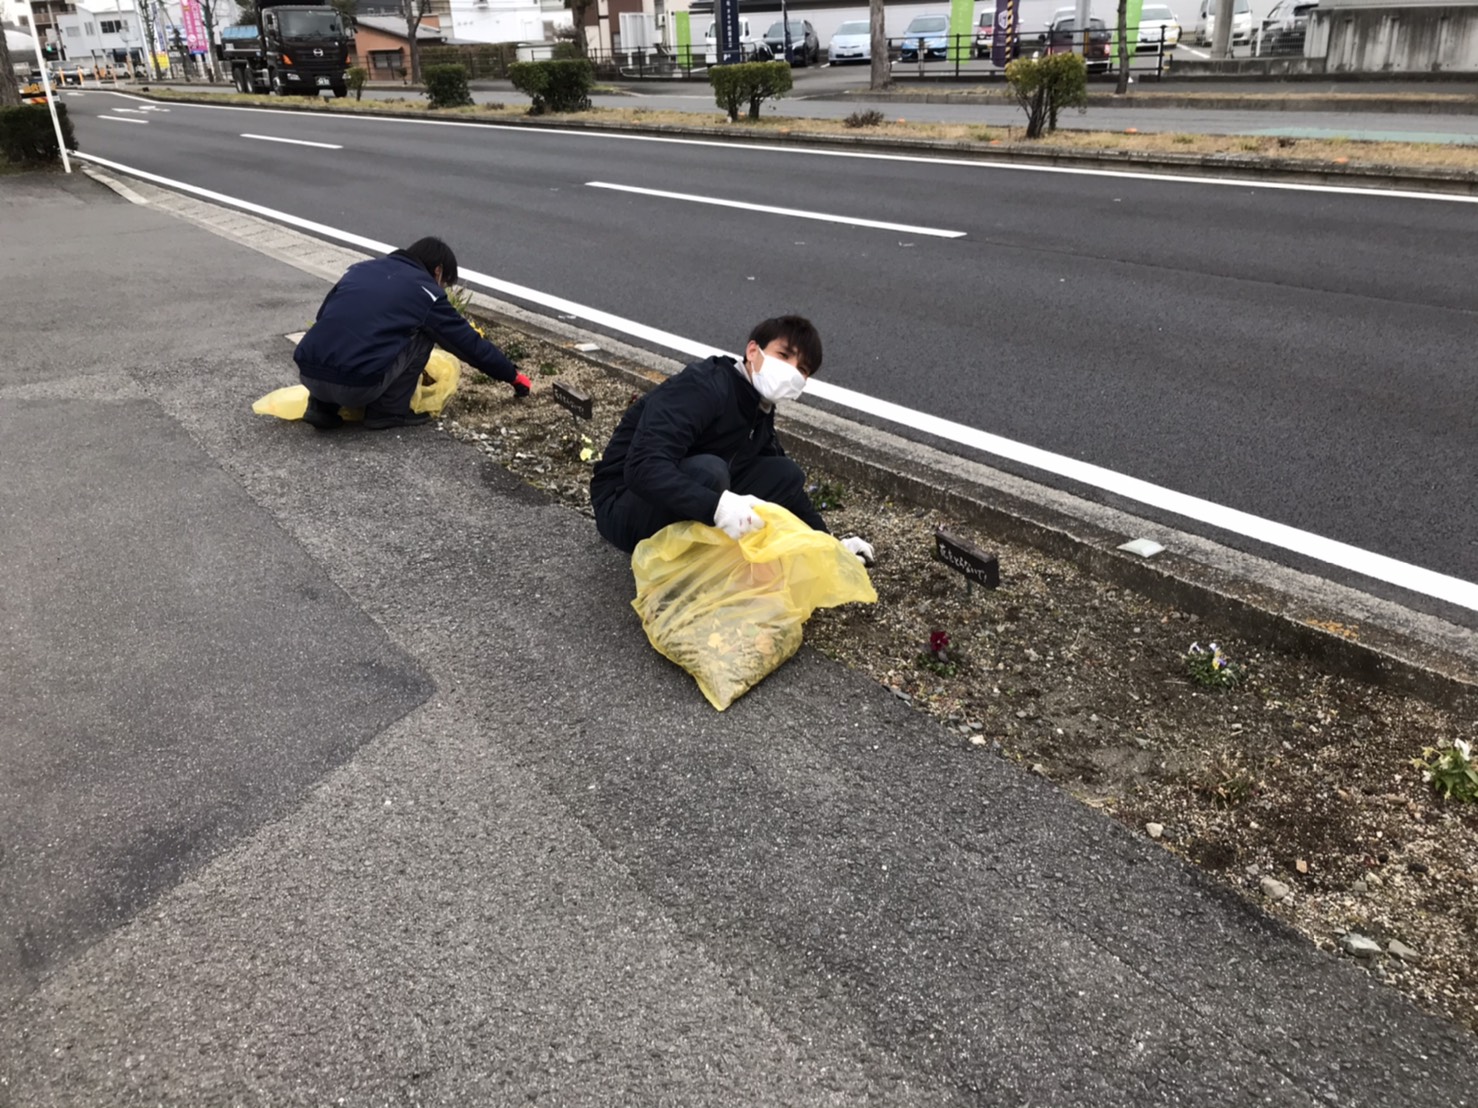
[1191,0,1253,45]
[703,18,763,64]
[1136,3,1181,50]
[827,19,872,64]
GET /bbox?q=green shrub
[0,103,77,166]
[1004,52,1087,138]
[345,65,368,101]
[424,63,473,109]
[508,59,594,114]
[843,108,885,128]
[709,60,792,123]
[551,41,584,60]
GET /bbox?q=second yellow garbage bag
[631,503,878,711]
[250,349,464,421]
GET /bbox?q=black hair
[395,237,458,285]
[747,315,823,376]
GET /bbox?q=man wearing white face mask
[591,315,875,565]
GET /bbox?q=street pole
[21,0,72,172]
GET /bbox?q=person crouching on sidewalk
[294,236,532,431]
[590,314,874,564]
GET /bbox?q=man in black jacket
[294,237,532,431]
[590,315,874,563]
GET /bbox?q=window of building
[100,19,123,33]
[85,20,95,33]
[369,48,404,77]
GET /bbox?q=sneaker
[363,410,432,431]
[302,399,343,431]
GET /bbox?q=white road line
[241,132,343,149]
[97,115,148,124]
[1180,45,1211,57]
[587,180,966,237]
[69,152,1478,613]
[112,107,146,113]
[86,91,1478,205]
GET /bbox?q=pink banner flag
[181,0,209,53]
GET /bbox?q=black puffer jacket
[590,355,824,530]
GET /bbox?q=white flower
[1454,738,1472,762]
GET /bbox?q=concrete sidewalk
[2,169,1476,1106]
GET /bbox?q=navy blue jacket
[294,253,519,387]
[590,355,827,532]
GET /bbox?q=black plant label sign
[935,528,1000,589]
[552,382,592,420]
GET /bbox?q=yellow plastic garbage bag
[251,349,464,421]
[631,503,877,711]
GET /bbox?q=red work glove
[511,372,532,398]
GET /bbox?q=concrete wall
[1316,4,1478,70]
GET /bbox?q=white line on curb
[71,152,1478,613]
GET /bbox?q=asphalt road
[62,89,1478,623]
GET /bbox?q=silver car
[827,19,872,64]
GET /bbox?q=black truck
[223,0,351,97]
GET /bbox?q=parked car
[703,18,763,64]
[827,19,872,64]
[1191,0,1253,45]
[1135,3,1181,51]
[1040,15,1113,72]
[974,10,994,57]
[898,13,951,61]
[762,19,821,65]
[1254,0,1316,54]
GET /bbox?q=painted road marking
[68,152,1478,614]
[87,90,1478,205]
[241,133,343,149]
[98,115,148,124]
[586,181,966,238]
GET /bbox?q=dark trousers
[595,453,815,554]
[301,332,434,418]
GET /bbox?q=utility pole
[1210,0,1233,57]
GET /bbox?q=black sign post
[716,0,742,63]
[935,528,1000,595]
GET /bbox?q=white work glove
[841,535,875,566]
[713,491,769,541]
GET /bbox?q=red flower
[929,630,950,655]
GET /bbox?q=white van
[1192,0,1253,45]
[704,18,763,63]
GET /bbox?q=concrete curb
[77,161,1478,712]
[128,90,1478,195]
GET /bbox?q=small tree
[1004,52,1087,139]
[346,64,368,99]
[709,59,791,123]
[401,0,430,83]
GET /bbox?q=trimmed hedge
[0,103,78,166]
[424,63,473,109]
[508,59,594,115]
[1004,52,1087,138]
[709,60,792,123]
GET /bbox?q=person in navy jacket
[590,315,874,564]
[294,237,531,431]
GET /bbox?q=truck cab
[228,0,350,97]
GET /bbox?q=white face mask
[751,351,807,404]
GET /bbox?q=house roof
[353,15,445,41]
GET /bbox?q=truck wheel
[331,81,347,98]
[270,72,284,95]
